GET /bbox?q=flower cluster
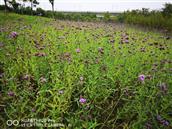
[79,97,86,104]
[138,74,145,82]
[10,31,18,38]
[76,48,81,53]
[156,115,169,126]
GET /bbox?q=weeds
[0,12,172,128]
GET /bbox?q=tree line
[3,0,54,13]
[117,3,172,31]
[1,1,172,31]
[0,0,100,22]
[1,0,98,21]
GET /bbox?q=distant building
[96,14,104,18]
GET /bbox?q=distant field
[0,12,172,128]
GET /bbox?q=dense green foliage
[162,3,172,17]
[0,12,172,129]
[117,4,172,31]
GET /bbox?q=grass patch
[0,12,172,128]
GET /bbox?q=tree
[4,0,8,9]
[31,0,39,11]
[22,0,39,11]
[4,0,11,11]
[104,12,111,21]
[22,0,39,15]
[141,8,149,16]
[49,0,54,12]
[3,0,20,11]
[49,0,55,18]
[162,3,172,17]
[8,0,20,11]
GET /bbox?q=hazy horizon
[0,0,172,12]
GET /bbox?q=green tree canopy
[162,3,172,16]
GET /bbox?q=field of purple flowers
[0,12,172,129]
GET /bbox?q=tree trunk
[52,4,54,18]
[4,0,8,12]
[31,1,33,15]
[52,4,54,12]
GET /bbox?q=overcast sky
[0,0,172,12]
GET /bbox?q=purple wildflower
[76,48,81,53]
[8,91,15,96]
[31,108,36,112]
[79,97,86,104]
[98,47,104,54]
[156,115,162,121]
[124,39,129,43]
[161,120,169,126]
[156,115,170,126]
[63,52,71,61]
[138,74,145,82]
[22,74,30,80]
[145,122,152,129]
[10,31,18,38]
